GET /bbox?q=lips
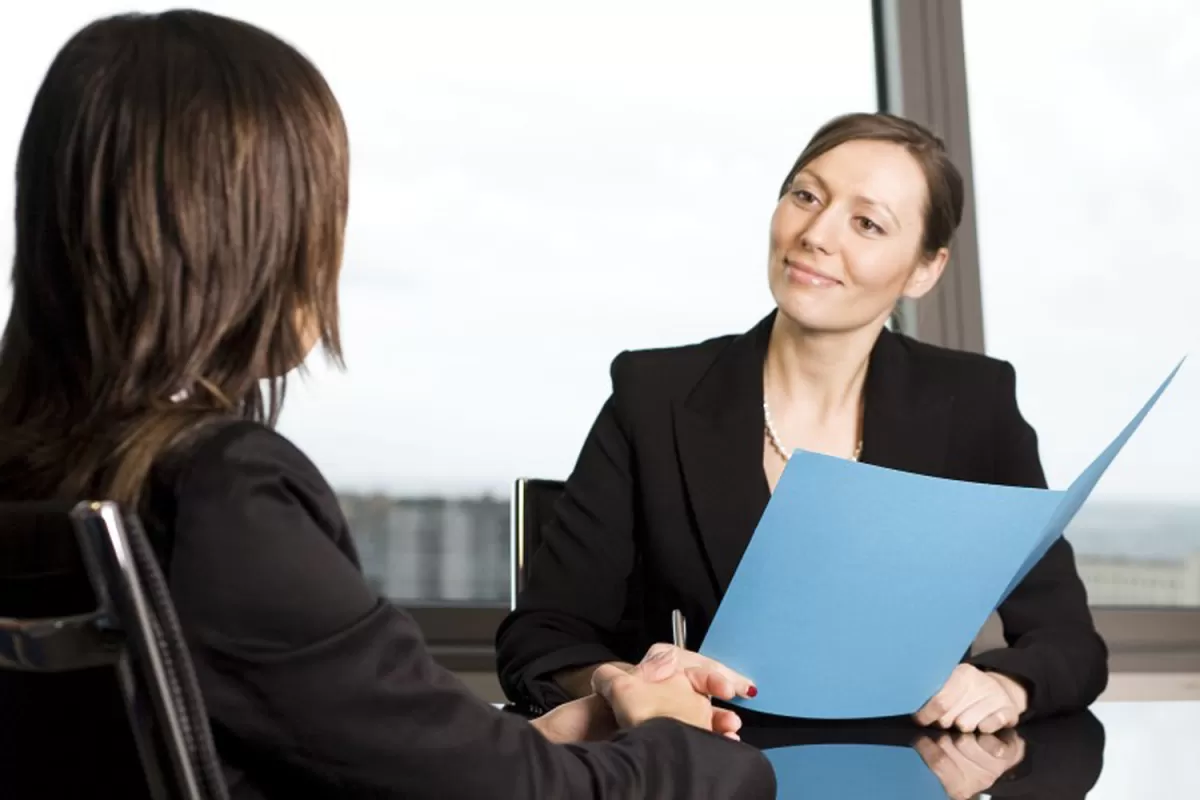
[784,258,842,287]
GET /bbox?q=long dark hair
[0,10,349,506]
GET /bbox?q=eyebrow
[794,169,903,231]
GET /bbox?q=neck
[764,311,885,423]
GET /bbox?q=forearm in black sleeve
[241,602,775,799]
[497,357,644,708]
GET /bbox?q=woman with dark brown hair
[497,112,1108,733]
[0,10,773,799]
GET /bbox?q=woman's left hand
[914,664,1028,733]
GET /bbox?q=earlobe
[902,247,950,300]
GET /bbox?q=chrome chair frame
[509,478,565,609]
[0,501,226,799]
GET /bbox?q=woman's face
[767,139,948,334]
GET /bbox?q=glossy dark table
[504,700,1198,797]
[738,701,1197,798]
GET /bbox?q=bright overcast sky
[0,1,1196,505]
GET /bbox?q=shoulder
[142,421,382,658]
[173,419,331,495]
[878,332,1036,457]
[151,419,374,653]
[160,419,346,546]
[882,330,1019,398]
[176,418,328,484]
[608,331,742,402]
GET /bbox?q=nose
[798,208,837,255]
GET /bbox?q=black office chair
[0,501,228,799]
[510,478,565,607]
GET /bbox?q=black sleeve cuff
[512,642,625,711]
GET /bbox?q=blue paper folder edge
[996,357,1186,607]
[701,358,1186,718]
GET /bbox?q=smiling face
[767,138,949,334]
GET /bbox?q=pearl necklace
[763,397,863,463]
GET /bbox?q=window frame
[873,0,1200,668]
[409,606,506,672]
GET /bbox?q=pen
[671,608,687,649]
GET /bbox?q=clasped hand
[533,643,756,744]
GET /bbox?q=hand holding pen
[626,609,758,739]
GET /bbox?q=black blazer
[138,421,774,799]
[496,312,1108,719]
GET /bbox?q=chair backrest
[0,501,228,799]
[510,478,565,608]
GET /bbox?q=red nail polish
[747,686,758,698]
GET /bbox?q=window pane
[964,0,1200,607]
[0,1,878,607]
[306,1,878,606]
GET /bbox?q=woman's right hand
[635,643,758,702]
[591,663,716,733]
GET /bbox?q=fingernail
[747,686,758,698]
[646,651,668,663]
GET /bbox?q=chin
[774,300,838,333]
[775,298,884,337]
[772,277,895,334]
[770,281,831,324]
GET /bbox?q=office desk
[504,700,1197,796]
[741,700,1197,797]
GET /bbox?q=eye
[791,189,820,205]
[855,216,885,235]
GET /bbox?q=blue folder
[700,361,1184,719]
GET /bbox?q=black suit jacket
[135,421,774,799]
[496,313,1108,719]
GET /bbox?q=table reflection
[742,711,1104,799]
[498,699,1200,796]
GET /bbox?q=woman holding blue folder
[497,111,1108,733]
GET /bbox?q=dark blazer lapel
[673,314,774,597]
[859,329,954,477]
